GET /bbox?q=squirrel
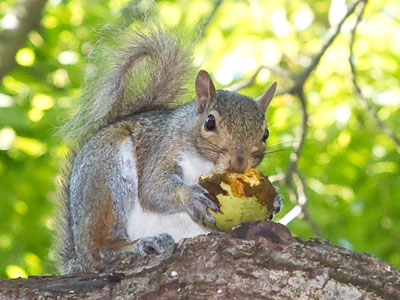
[55,25,281,274]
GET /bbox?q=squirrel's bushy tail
[62,24,195,144]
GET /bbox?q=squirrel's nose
[228,155,249,174]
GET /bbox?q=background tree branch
[0,222,398,299]
[227,0,373,229]
[348,0,400,153]
[198,0,223,37]
[0,0,47,82]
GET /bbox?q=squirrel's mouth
[216,153,253,174]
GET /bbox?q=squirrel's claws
[186,185,218,227]
[204,193,221,212]
[186,199,216,227]
[272,192,284,216]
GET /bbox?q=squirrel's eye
[262,128,269,142]
[204,114,216,131]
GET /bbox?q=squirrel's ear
[257,82,277,113]
[195,70,216,114]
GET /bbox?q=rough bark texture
[0,221,399,299]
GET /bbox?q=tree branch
[295,171,322,237]
[198,0,223,37]
[226,65,292,92]
[349,0,400,153]
[286,0,365,96]
[284,89,308,185]
[0,0,47,82]
[0,222,399,299]
[279,170,322,237]
[228,0,365,97]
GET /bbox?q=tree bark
[0,221,399,299]
[0,0,47,82]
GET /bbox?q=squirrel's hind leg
[67,124,146,272]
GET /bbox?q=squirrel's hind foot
[133,233,175,258]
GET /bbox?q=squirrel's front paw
[269,186,284,220]
[133,233,175,257]
[186,184,220,227]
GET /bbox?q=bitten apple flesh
[199,169,278,232]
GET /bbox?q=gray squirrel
[56,26,282,273]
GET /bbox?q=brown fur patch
[91,188,116,250]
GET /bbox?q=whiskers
[263,140,299,158]
[264,148,288,155]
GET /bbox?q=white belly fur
[178,150,215,185]
[127,201,209,241]
[127,150,215,241]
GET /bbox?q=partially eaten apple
[199,169,279,232]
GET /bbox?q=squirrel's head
[194,70,276,174]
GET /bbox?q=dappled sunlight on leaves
[5,265,27,279]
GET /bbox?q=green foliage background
[0,0,399,278]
